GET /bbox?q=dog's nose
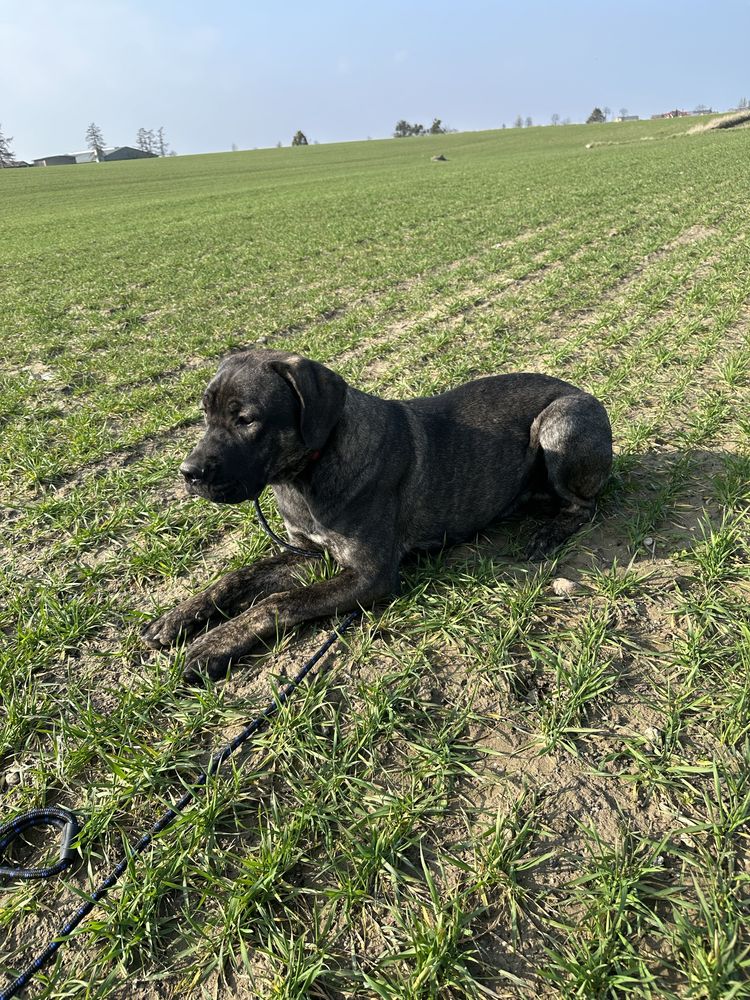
[180,460,207,484]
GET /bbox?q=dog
[143,350,612,680]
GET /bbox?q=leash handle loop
[0,807,79,880]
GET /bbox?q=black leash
[0,493,359,1000]
[253,496,322,558]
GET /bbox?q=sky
[2,0,749,161]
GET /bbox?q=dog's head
[180,350,347,503]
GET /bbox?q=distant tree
[551,113,560,126]
[291,130,308,145]
[136,128,151,152]
[168,150,178,156]
[524,116,533,128]
[393,120,426,137]
[429,117,446,134]
[603,106,611,120]
[693,104,711,114]
[157,126,169,156]
[738,96,749,109]
[514,114,523,128]
[85,122,106,160]
[0,123,15,167]
[586,107,606,124]
[502,123,506,129]
[231,143,238,152]
[619,107,629,119]
[276,141,282,148]
[562,117,571,125]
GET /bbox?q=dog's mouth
[185,480,260,504]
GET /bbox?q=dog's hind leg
[526,393,612,559]
[142,551,316,650]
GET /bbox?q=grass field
[1,116,749,999]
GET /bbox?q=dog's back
[398,373,604,548]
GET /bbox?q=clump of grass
[533,610,621,753]
[542,826,679,996]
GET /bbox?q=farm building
[103,146,157,161]
[33,154,77,166]
[72,148,113,163]
[34,146,158,166]
[650,109,690,119]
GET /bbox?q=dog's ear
[270,357,347,450]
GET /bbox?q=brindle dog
[143,350,612,680]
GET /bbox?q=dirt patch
[491,224,554,250]
[665,224,718,249]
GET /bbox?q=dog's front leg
[182,565,397,682]
[142,551,316,650]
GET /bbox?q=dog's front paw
[181,625,257,684]
[141,599,212,650]
[526,511,590,562]
[525,526,564,562]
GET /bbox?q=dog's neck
[269,445,324,491]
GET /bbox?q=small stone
[4,769,21,787]
[552,577,582,598]
[643,725,660,747]
[643,536,654,548]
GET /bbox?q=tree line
[87,122,173,157]
[135,126,170,156]
[394,118,450,137]
[4,99,748,168]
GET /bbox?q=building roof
[102,146,158,159]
